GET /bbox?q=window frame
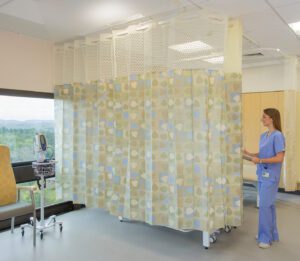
[0,88,53,99]
[0,89,73,221]
[0,88,54,182]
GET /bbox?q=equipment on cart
[21,154,63,240]
[34,133,53,162]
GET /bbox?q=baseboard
[278,188,300,195]
[244,182,300,195]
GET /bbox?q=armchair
[0,145,37,246]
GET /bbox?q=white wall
[242,63,285,93]
[0,30,54,93]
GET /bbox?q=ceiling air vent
[243,52,264,57]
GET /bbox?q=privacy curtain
[55,70,242,232]
[54,8,243,232]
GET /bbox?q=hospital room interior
[0,0,300,260]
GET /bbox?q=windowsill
[12,160,56,168]
[12,161,33,167]
[12,162,55,184]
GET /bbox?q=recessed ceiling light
[88,2,131,24]
[116,32,128,37]
[135,24,151,31]
[179,54,216,62]
[169,41,212,54]
[203,56,224,64]
[126,13,144,22]
[288,21,300,36]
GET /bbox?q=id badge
[262,172,270,178]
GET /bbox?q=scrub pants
[258,180,280,244]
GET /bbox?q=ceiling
[1,0,300,65]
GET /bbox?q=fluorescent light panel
[169,41,212,54]
[88,2,131,24]
[289,21,300,36]
[127,13,144,22]
[203,56,224,64]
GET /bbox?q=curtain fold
[55,69,242,232]
[283,58,300,191]
[283,90,298,191]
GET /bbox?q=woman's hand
[243,149,259,158]
[251,157,260,164]
[243,149,250,155]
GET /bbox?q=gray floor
[1,187,300,261]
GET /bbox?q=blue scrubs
[257,130,285,244]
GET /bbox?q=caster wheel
[118,216,123,222]
[59,224,63,232]
[209,234,217,243]
[224,225,232,233]
[205,247,208,250]
[30,217,34,226]
[21,228,24,237]
[40,231,43,240]
[233,226,237,229]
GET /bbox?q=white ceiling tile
[191,0,268,16]
[268,0,300,7]
[33,0,183,41]
[0,12,48,40]
[0,0,44,24]
[242,9,300,55]
[276,2,300,23]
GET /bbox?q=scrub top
[256,130,285,183]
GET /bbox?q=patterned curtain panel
[284,91,300,191]
[55,69,242,232]
[283,58,300,191]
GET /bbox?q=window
[0,90,61,206]
[19,180,58,207]
[0,95,54,163]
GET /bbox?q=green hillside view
[0,120,55,162]
[0,120,61,206]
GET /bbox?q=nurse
[243,108,285,249]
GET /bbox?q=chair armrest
[16,186,37,206]
[17,185,37,192]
